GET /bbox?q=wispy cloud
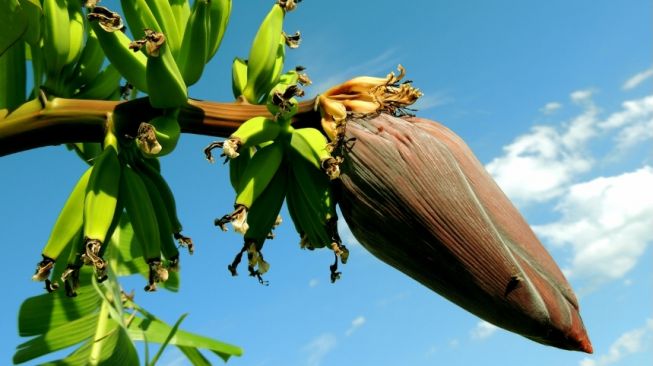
[540,102,562,114]
[304,333,337,366]
[623,67,653,90]
[345,316,366,336]
[308,278,319,288]
[470,320,499,340]
[579,319,653,366]
[485,89,597,205]
[486,69,653,290]
[533,166,653,288]
[412,91,452,112]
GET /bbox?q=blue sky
[1,0,652,365]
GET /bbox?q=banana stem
[0,97,320,156]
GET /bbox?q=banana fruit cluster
[32,128,193,296]
[208,74,346,284]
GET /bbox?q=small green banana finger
[133,155,193,253]
[120,0,161,39]
[65,1,85,67]
[74,64,122,100]
[137,169,180,270]
[66,27,105,94]
[242,3,284,104]
[143,30,188,108]
[169,0,191,37]
[121,164,168,291]
[228,146,253,192]
[206,0,232,61]
[42,0,71,76]
[244,164,287,243]
[87,8,149,93]
[226,166,286,282]
[32,166,93,282]
[135,109,181,157]
[216,141,284,234]
[146,0,182,56]
[68,142,104,166]
[290,127,342,179]
[82,140,121,281]
[231,57,247,99]
[176,0,210,86]
[221,116,281,159]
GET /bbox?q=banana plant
[0,0,594,363]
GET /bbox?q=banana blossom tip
[337,113,592,353]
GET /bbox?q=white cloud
[448,339,460,348]
[304,333,337,366]
[579,319,653,366]
[485,93,597,204]
[541,102,562,114]
[470,321,499,340]
[599,95,653,151]
[345,316,366,336]
[623,67,653,90]
[309,278,319,288]
[533,166,653,286]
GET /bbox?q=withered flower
[336,113,592,353]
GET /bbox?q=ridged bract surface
[338,113,592,353]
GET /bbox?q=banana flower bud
[337,113,593,353]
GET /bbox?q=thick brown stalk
[0,97,319,156]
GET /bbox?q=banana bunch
[209,96,346,283]
[237,1,300,103]
[32,130,193,295]
[285,126,348,282]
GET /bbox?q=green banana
[176,0,210,86]
[121,164,168,291]
[242,3,284,104]
[146,0,182,56]
[145,32,188,108]
[88,16,149,93]
[133,155,193,253]
[137,169,180,270]
[120,0,161,39]
[0,40,26,111]
[135,110,181,157]
[231,57,247,99]
[290,127,342,179]
[65,1,85,67]
[229,146,253,192]
[207,0,231,61]
[235,141,284,208]
[169,0,191,37]
[82,141,121,280]
[74,64,122,100]
[216,141,284,234]
[42,0,71,76]
[244,164,287,243]
[32,166,93,282]
[263,34,287,100]
[68,142,104,165]
[66,27,105,95]
[222,116,281,158]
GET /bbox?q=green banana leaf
[0,0,27,56]
[127,315,244,362]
